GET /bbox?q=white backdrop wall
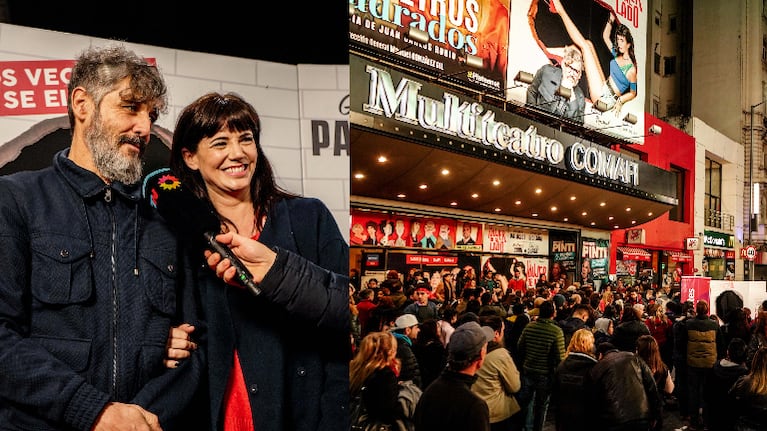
[0,24,350,239]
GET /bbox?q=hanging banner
[681,276,711,309]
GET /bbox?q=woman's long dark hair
[169,92,297,234]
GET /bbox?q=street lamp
[749,100,765,280]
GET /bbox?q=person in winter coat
[552,328,598,431]
[728,345,767,431]
[611,305,650,352]
[472,315,522,430]
[0,44,204,431]
[685,299,724,430]
[558,304,592,349]
[164,92,350,431]
[589,343,662,431]
[705,337,749,431]
[414,321,494,431]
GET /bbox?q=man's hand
[92,402,162,431]
[204,232,277,286]
[164,323,196,369]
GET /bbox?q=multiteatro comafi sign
[350,55,677,203]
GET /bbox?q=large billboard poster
[349,0,511,94]
[506,0,647,143]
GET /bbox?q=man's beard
[85,114,145,184]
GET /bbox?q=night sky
[4,1,348,65]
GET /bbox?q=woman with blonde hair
[728,346,767,430]
[552,328,598,431]
[350,332,409,429]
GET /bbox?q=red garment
[510,278,526,294]
[223,228,262,431]
[223,350,254,431]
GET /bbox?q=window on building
[664,56,676,75]
[668,15,677,33]
[655,11,661,26]
[653,98,660,117]
[705,158,722,228]
[668,165,685,222]
[654,53,661,75]
[763,35,767,63]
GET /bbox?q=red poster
[0,59,156,116]
[680,276,711,310]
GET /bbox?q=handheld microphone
[142,168,261,296]
[203,231,261,296]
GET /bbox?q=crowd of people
[349,265,767,431]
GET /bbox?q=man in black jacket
[589,343,662,430]
[414,321,494,431]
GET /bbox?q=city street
[542,405,692,430]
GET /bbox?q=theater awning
[666,250,693,262]
[618,247,652,261]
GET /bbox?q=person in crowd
[636,335,674,431]
[552,328,598,431]
[509,262,528,295]
[478,291,508,318]
[526,45,586,124]
[705,337,749,431]
[0,43,204,431]
[728,345,767,431]
[350,284,362,351]
[390,313,423,389]
[165,92,350,430]
[357,288,378,337]
[611,305,651,352]
[672,300,695,421]
[644,302,673,368]
[517,300,566,431]
[589,342,662,431]
[593,313,615,349]
[413,321,494,431]
[558,303,592,349]
[404,285,440,322]
[506,302,531,369]
[412,318,447,390]
[746,310,767,366]
[685,299,724,430]
[721,307,752,349]
[438,307,458,347]
[472,315,522,431]
[349,332,409,429]
[385,277,409,310]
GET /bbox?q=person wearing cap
[404,285,440,323]
[413,321,494,431]
[391,313,423,388]
[517,300,566,431]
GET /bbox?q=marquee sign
[351,55,678,203]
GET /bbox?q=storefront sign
[626,228,646,244]
[686,237,700,250]
[360,63,641,186]
[405,255,459,265]
[702,231,734,248]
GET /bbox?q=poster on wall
[481,255,549,291]
[350,210,458,249]
[550,231,577,286]
[455,221,484,251]
[506,0,647,143]
[681,276,711,307]
[581,237,609,288]
[483,224,549,255]
[348,0,511,94]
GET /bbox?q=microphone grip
[204,231,262,296]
